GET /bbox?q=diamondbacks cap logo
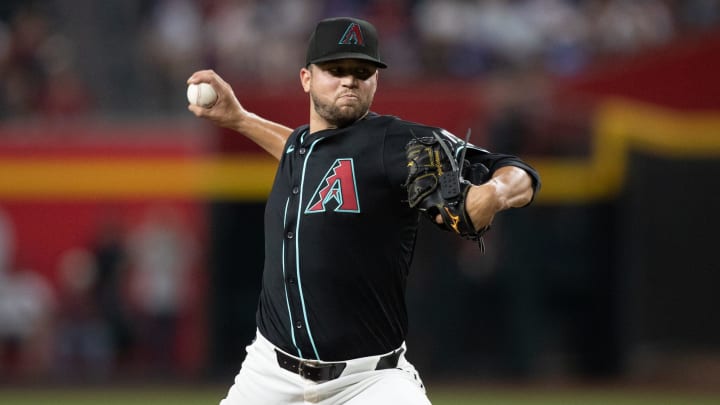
[338,22,365,46]
[306,159,360,213]
[305,17,387,67]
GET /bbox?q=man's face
[301,59,378,128]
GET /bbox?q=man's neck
[309,110,370,134]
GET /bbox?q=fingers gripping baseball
[186,70,249,129]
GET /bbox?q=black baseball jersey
[256,112,540,361]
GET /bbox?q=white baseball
[187,82,218,108]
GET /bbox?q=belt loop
[375,347,404,370]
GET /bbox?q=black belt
[275,347,404,383]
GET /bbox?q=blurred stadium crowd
[0,0,719,120]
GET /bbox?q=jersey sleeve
[464,147,541,202]
[381,119,419,191]
[383,119,541,204]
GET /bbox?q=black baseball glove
[404,130,491,250]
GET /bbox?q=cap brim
[307,52,387,68]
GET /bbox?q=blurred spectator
[144,0,204,79]
[678,0,720,30]
[587,0,674,55]
[140,0,205,112]
[0,21,10,76]
[364,0,422,78]
[0,2,91,120]
[37,33,93,118]
[0,209,55,380]
[321,0,368,17]
[91,217,134,369]
[252,0,320,82]
[0,4,49,119]
[0,265,55,380]
[53,247,113,380]
[204,0,263,84]
[126,205,198,374]
[485,72,538,156]
[0,209,13,284]
[525,0,592,75]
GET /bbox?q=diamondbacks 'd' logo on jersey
[338,23,365,46]
[306,159,360,214]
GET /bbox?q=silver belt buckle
[298,359,318,378]
[297,361,305,376]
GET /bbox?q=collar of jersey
[301,112,380,143]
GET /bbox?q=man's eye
[328,67,343,76]
[325,66,374,79]
[354,69,373,80]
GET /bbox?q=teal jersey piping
[295,137,321,359]
[282,196,301,357]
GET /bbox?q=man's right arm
[187,70,293,160]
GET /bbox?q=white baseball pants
[219,330,432,404]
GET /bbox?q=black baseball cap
[305,17,387,68]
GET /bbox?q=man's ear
[300,67,311,93]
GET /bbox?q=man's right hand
[186,69,293,160]
[186,69,249,131]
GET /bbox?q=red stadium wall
[0,126,211,375]
[556,30,720,110]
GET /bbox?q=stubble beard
[311,92,370,128]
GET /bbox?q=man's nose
[340,75,359,87]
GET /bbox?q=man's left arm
[463,166,535,231]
